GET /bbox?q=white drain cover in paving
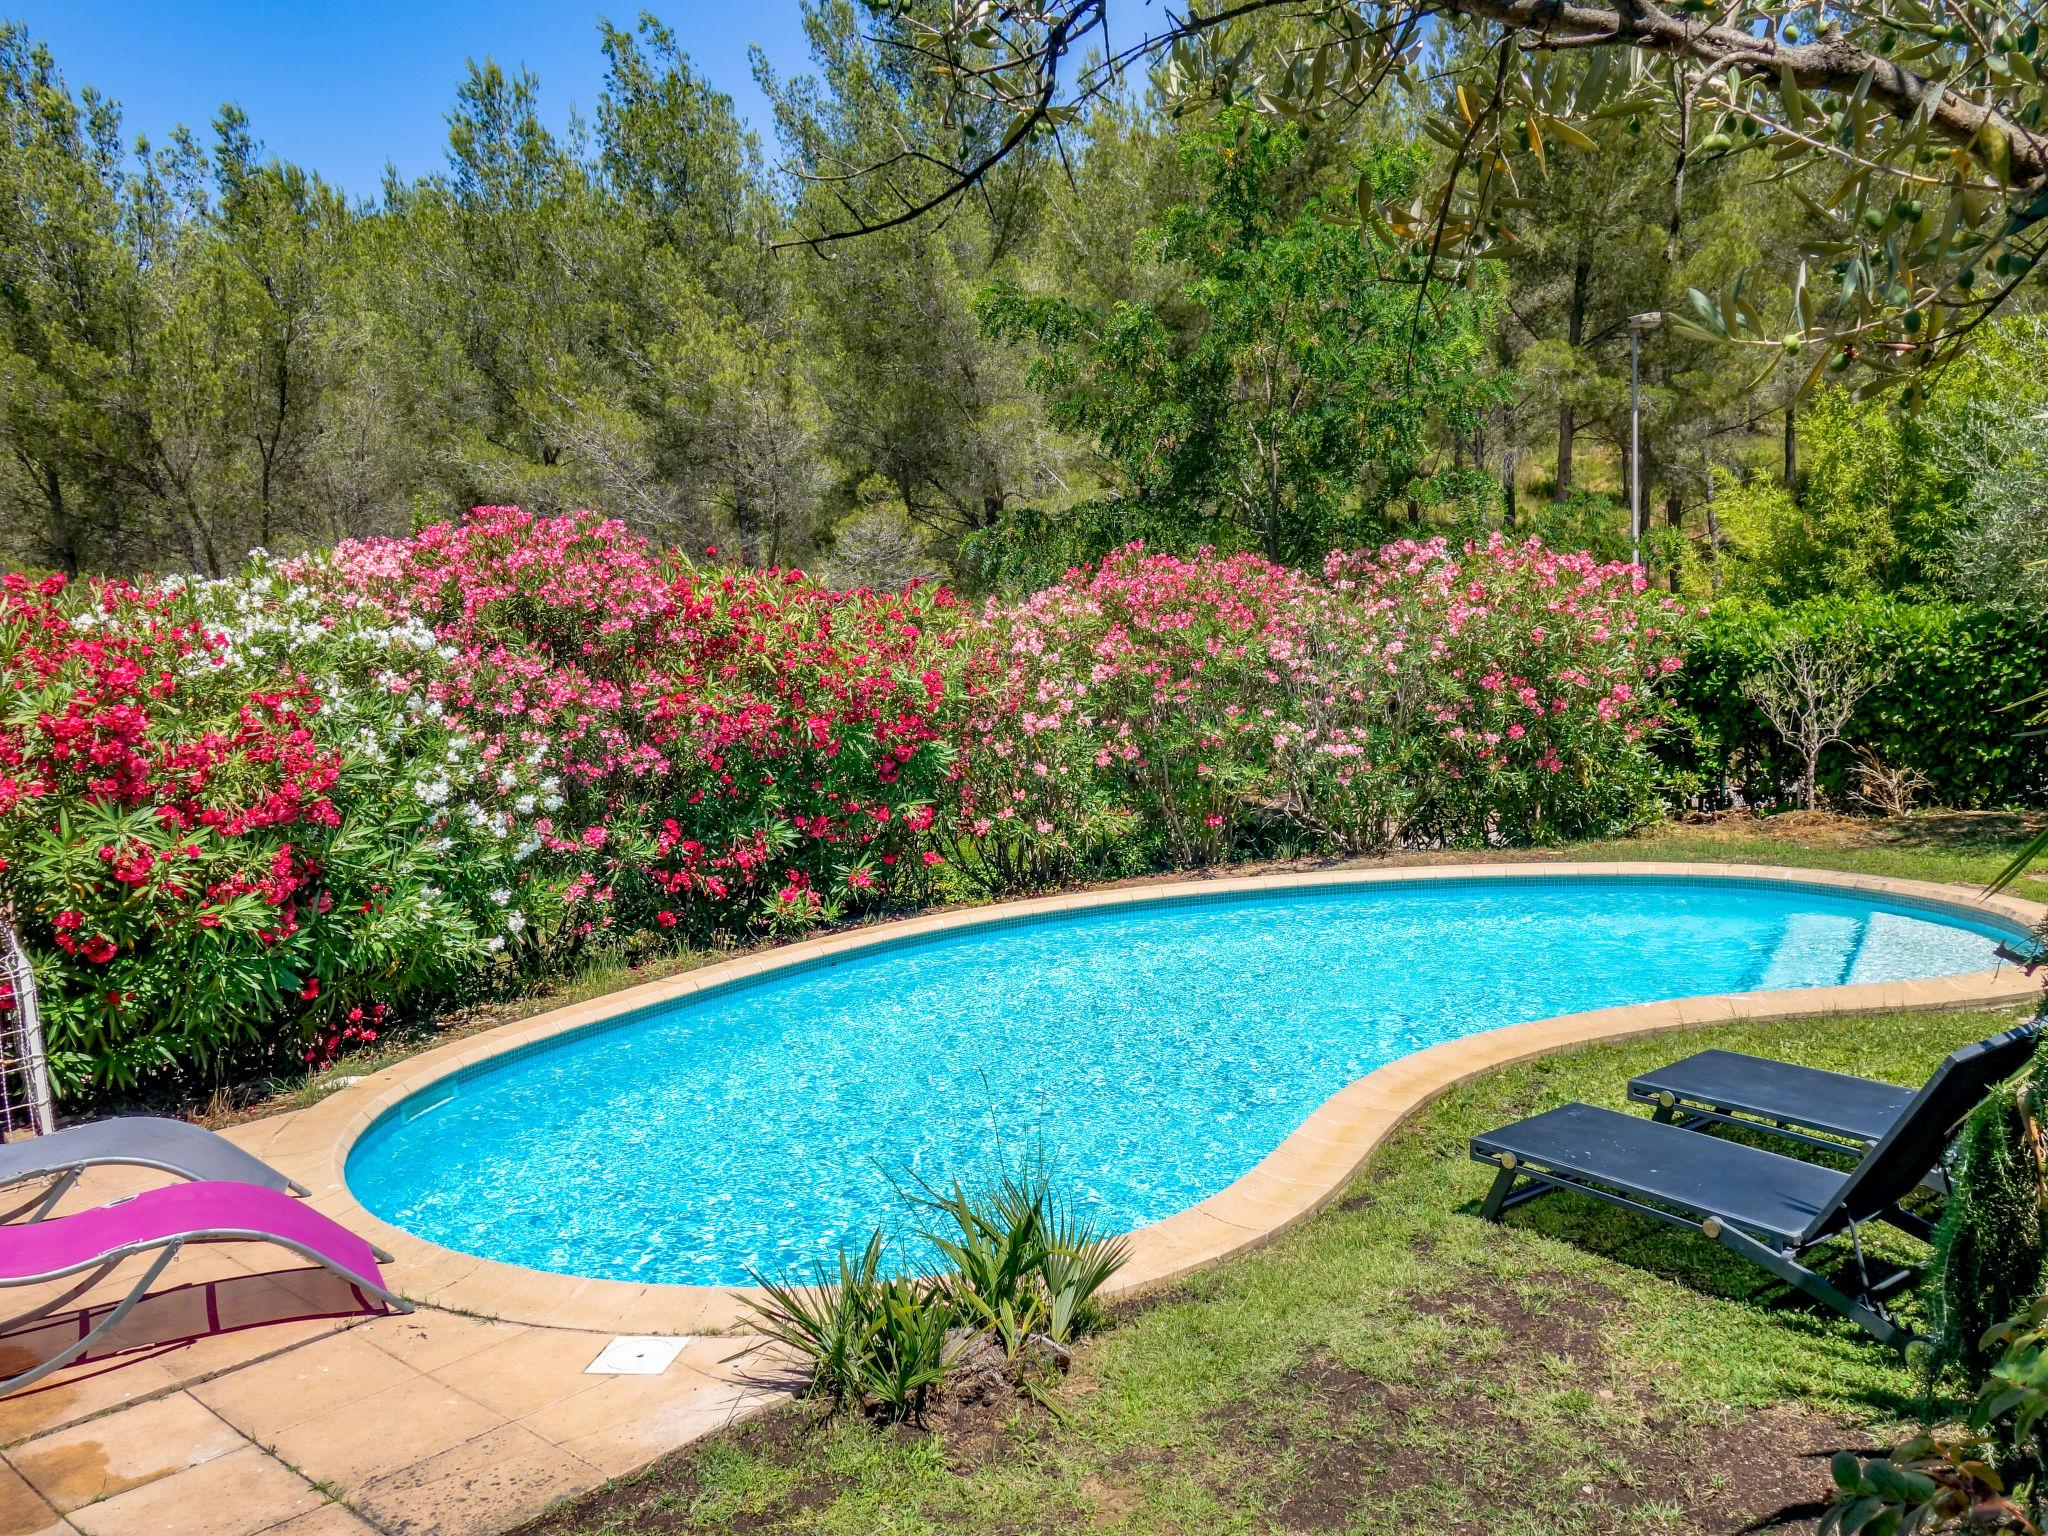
[586,1335,689,1375]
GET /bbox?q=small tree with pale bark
[1740,635,1890,812]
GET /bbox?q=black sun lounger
[1470,1028,2035,1348]
[1626,1023,2040,1158]
[0,1117,308,1222]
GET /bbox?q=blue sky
[17,2,820,198]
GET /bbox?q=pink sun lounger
[0,1180,410,1393]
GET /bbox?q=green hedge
[1666,596,2048,810]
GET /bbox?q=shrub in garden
[1669,595,2048,809]
[1930,1068,2048,1388]
[943,534,1685,884]
[0,569,484,1091]
[293,506,964,948]
[744,1170,1128,1422]
[2,509,965,1096]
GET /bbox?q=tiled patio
[0,1153,798,1536]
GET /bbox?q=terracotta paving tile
[351,1422,597,1536]
[551,1396,750,1479]
[0,1461,70,1536]
[671,1335,800,1395]
[0,1356,184,1447]
[264,1504,380,1535]
[362,1312,516,1375]
[424,1328,613,1419]
[190,1329,418,1439]
[9,1391,243,1514]
[258,1374,504,1489]
[65,1445,321,1536]
[519,1359,788,1474]
[167,1322,366,1392]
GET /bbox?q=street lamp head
[1628,311,1665,332]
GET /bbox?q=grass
[526,1004,2039,1536]
[1545,809,2048,905]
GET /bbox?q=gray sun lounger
[1626,1022,2041,1158]
[1470,1028,2035,1348]
[0,1117,308,1222]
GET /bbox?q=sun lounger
[0,1180,408,1394]
[1626,1023,2039,1157]
[1470,1028,2033,1348]
[0,1116,309,1221]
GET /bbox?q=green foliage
[1926,315,2048,615]
[1716,391,1961,603]
[1669,596,2048,809]
[1931,1069,2048,1387]
[1821,1435,2027,1535]
[746,1171,1126,1421]
[742,1233,958,1420]
[977,109,1507,565]
[917,1165,1130,1353]
[1820,1289,2048,1535]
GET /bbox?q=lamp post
[1627,312,1662,568]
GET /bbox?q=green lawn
[1540,810,2048,906]
[324,809,2045,1535]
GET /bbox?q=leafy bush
[919,1167,1130,1353]
[1,510,965,1095]
[742,1233,959,1420]
[1931,1071,2048,1388]
[0,569,486,1090]
[1669,595,2048,809]
[1715,390,1960,605]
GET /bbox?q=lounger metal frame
[1474,1151,1926,1348]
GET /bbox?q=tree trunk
[1783,403,1798,485]
[1702,463,1721,593]
[1553,255,1590,501]
[40,462,79,576]
[1664,488,1683,590]
[1500,404,1519,529]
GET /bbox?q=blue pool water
[346,876,2021,1286]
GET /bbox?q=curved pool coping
[249,861,2046,1334]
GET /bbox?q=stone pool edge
[247,861,2047,1335]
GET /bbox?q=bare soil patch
[1200,1276,1868,1536]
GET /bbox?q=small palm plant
[746,1167,1128,1421]
[917,1164,1129,1355]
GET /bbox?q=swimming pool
[345,873,2024,1287]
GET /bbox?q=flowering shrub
[293,507,963,947]
[1,511,1685,1100]
[0,570,466,1089]
[941,537,1685,885]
